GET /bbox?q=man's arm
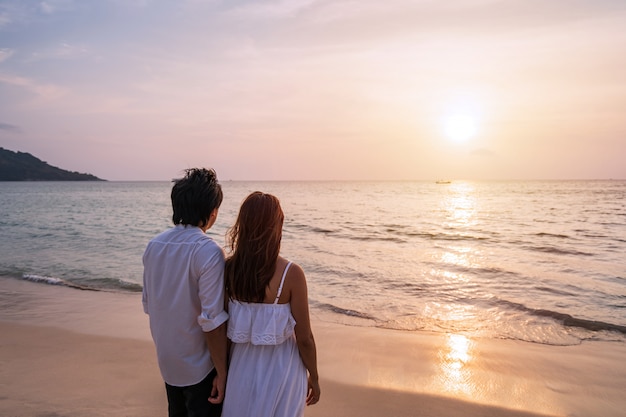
[204,322,228,404]
[196,242,229,403]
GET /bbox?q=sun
[443,113,478,143]
[439,91,484,143]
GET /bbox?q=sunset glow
[0,1,625,180]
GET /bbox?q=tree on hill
[0,147,105,181]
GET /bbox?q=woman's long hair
[225,192,284,302]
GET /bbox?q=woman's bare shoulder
[280,257,302,273]
[285,261,306,288]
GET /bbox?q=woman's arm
[288,263,321,406]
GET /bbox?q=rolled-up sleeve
[196,242,229,332]
[198,309,229,332]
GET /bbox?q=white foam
[22,274,64,285]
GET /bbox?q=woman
[222,192,320,417]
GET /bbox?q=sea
[1,180,625,346]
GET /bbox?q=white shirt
[142,225,229,386]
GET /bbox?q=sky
[1,0,625,181]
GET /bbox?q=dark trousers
[165,368,222,417]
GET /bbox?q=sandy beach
[2,276,625,417]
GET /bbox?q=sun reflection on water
[442,182,477,228]
[436,334,475,397]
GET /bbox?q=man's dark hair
[171,168,223,228]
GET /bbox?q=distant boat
[435,180,451,184]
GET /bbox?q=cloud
[0,122,20,132]
[236,0,626,51]
[0,73,66,101]
[39,0,77,15]
[0,1,20,28]
[27,42,92,62]
[106,0,153,8]
[0,0,76,28]
[39,2,55,14]
[0,48,14,63]
[225,0,318,19]
[0,11,10,27]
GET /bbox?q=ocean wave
[87,278,143,292]
[533,286,578,297]
[406,231,488,242]
[535,232,572,239]
[347,234,407,244]
[533,309,626,335]
[22,274,98,291]
[314,302,377,321]
[494,298,626,336]
[525,245,594,257]
[310,227,336,234]
[291,221,493,245]
[334,229,494,245]
[422,261,519,280]
[21,274,142,292]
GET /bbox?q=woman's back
[222,191,320,414]
[223,261,308,417]
[227,260,295,346]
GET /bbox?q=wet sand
[1,277,625,417]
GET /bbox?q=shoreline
[2,276,626,416]
[1,322,555,417]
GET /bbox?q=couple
[142,168,320,417]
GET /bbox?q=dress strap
[274,261,292,304]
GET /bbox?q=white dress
[222,262,308,417]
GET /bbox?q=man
[142,168,228,417]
